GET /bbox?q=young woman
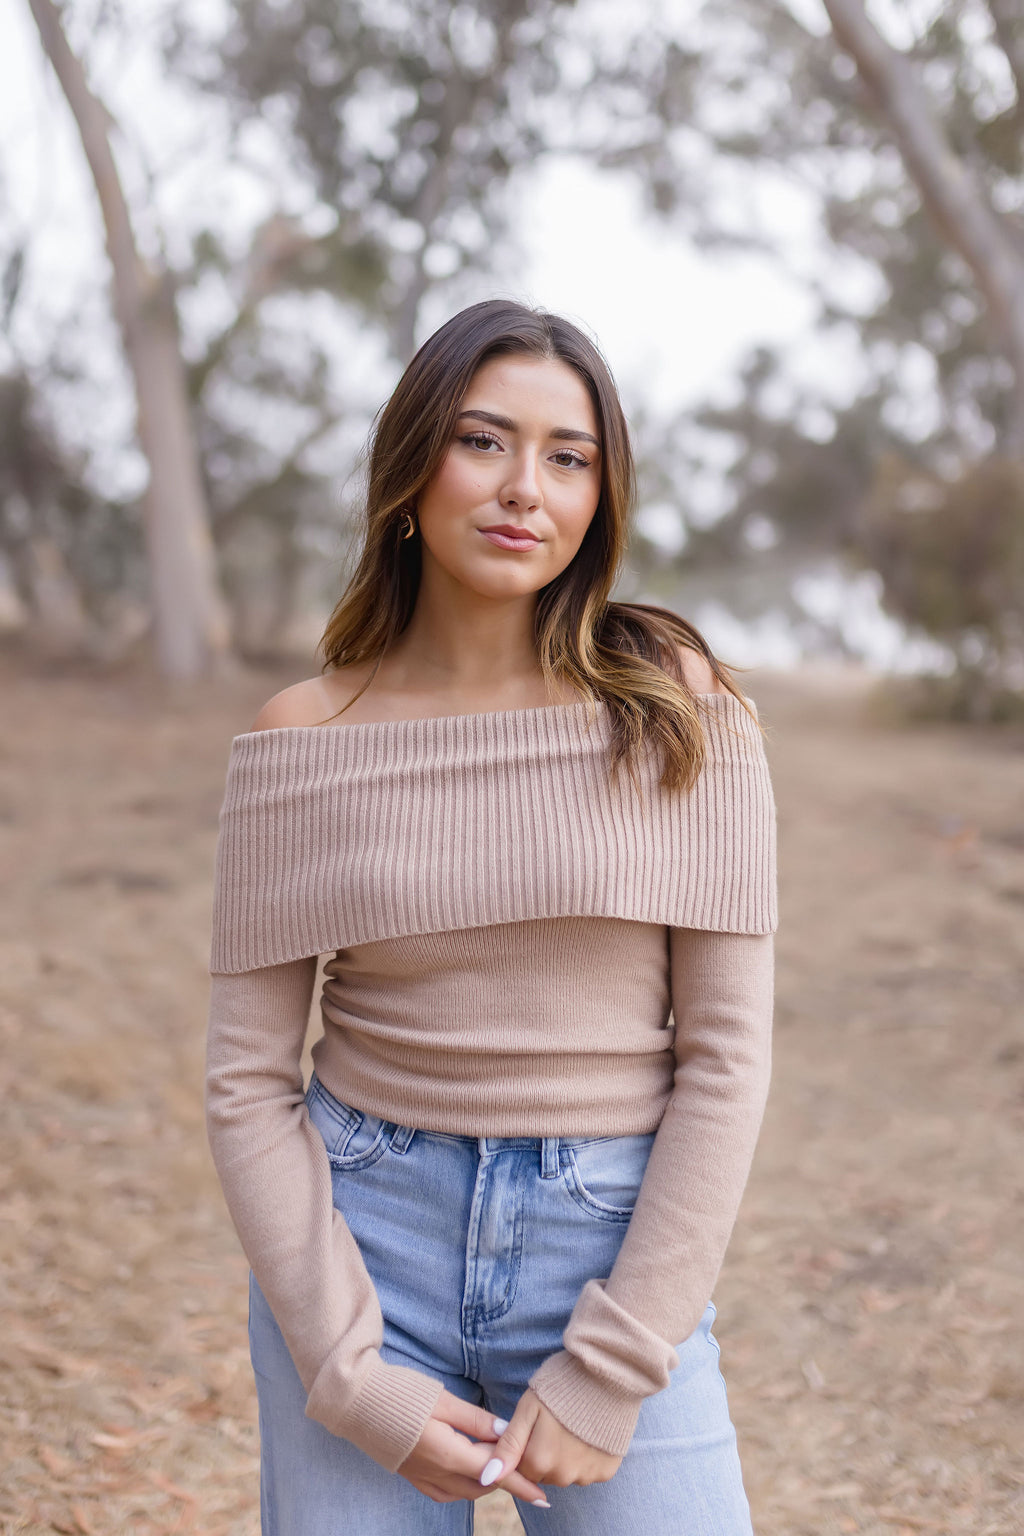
[205,298,778,1535]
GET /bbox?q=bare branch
[822,0,1024,451]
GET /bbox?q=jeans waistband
[406,1128,595,1178]
[472,1135,564,1177]
[308,1071,648,1180]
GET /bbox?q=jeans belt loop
[390,1123,415,1154]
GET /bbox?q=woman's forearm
[205,958,445,1472]
[527,928,775,1454]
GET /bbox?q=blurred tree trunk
[23,530,92,653]
[26,0,231,679]
[822,0,1024,454]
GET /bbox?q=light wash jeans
[248,1070,754,1535]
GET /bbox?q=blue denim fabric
[248,1070,754,1535]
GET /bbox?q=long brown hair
[319,298,760,793]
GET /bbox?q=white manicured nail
[532,1497,552,1507]
[492,1417,509,1433]
[480,1456,503,1486]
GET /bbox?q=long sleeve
[204,959,446,1473]
[527,927,775,1455]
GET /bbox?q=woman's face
[414,353,603,601]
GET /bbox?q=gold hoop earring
[400,510,416,540]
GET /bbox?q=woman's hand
[398,1387,552,1506]
[479,1388,623,1491]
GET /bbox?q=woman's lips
[479,529,541,552]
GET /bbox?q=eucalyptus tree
[605,0,1024,703]
[602,0,1024,481]
[26,0,232,680]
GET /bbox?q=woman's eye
[458,433,590,468]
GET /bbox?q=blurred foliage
[610,0,1024,714]
[164,0,582,361]
[606,0,1023,460]
[858,453,1024,718]
[0,365,143,651]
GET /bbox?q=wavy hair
[319,298,760,793]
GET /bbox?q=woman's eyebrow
[457,408,600,449]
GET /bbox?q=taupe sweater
[205,692,778,1474]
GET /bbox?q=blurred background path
[1,656,1021,1536]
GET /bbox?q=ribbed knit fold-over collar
[209,692,777,973]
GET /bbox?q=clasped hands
[399,1385,622,1506]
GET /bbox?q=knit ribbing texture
[210,692,777,973]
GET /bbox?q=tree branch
[26,0,231,675]
[26,0,145,337]
[822,0,1024,451]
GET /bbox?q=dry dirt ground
[1,653,1022,1536]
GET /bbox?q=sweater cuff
[306,1345,446,1473]
[528,1349,645,1456]
[526,1278,681,1456]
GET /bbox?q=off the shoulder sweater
[204,692,778,1475]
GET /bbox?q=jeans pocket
[562,1130,657,1221]
[305,1073,389,1169]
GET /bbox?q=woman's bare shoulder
[248,672,363,732]
[675,643,730,696]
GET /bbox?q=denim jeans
[248,1070,754,1535]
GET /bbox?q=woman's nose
[500,453,543,510]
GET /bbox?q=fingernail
[492,1417,509,1433]
[532,1497,552,1508]
[480,1456,503,1487]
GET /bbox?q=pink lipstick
[479,525,541,552]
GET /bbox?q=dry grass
[1,654,1021,1534]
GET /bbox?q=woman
[205,298,777,1534]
